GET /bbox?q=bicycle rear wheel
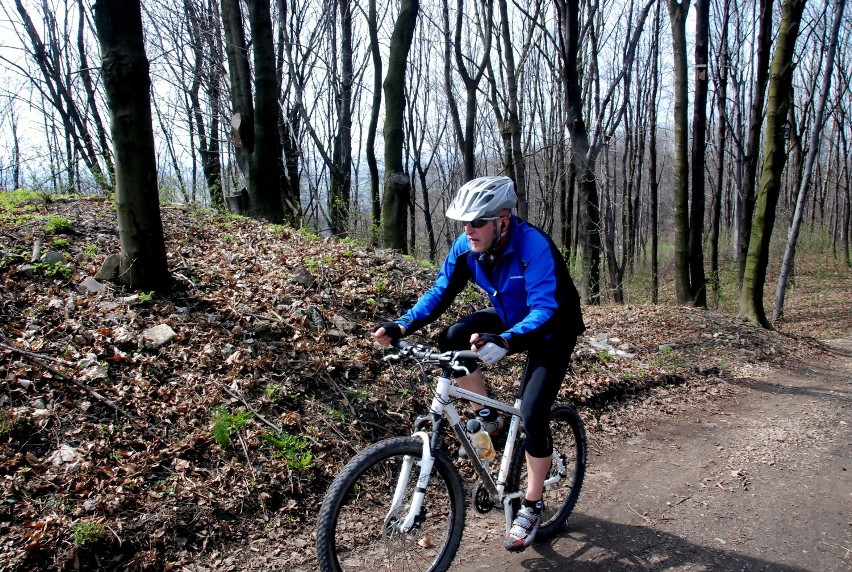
[316,436,466,572]
[508,403,587,538]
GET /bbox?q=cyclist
[373,175,585,551]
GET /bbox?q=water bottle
[466,419,496,463]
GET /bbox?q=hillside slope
[0,197,841,570]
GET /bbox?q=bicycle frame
[389,370,530,534]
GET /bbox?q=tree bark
[773,0,845,321]
[736,0,773,285]
[381,0,419,252]
[556,0,602,304]
[648,0,661,304]
[688,0,710,307]
[739,0,807,329]
[93,0,169,291]
[709,0,731,301]
[667,0,693,305]
[366,0,383,245]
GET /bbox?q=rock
[142,324,177,348]
[330,314,357,333]
[290,266,315,287]
[40,251,66,264]
[95,253,121,281]
[16,264,36,278]
[77,276,105,294]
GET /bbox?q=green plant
[50,237,69,249]
[43,215,71,234]
[264,383,285,402]
[221,233,235,243]
[343,387,370,401]
[0,411,15,436]
[262,431,314,469]
[211,407,252,446]
[372,277,387,294]
[0,189,43,210]
[298,228,321,241]
[325,405,348,422]
[81,244,99,259]
[596,351,614,364]
[32,261,72,279]
[71,521,106,546]
[137,291,155,303]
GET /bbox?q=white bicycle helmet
[445,176,517,221]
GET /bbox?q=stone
[77,276,105,294]
[142,324,177,348]
[95,253,121,281]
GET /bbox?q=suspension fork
[388,373,455,532]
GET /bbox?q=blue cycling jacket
[396,215,585,351]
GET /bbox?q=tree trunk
[496,0,527,218]
[739,0,807,329]
[709,0,731,301]
[220,0,253,177]
[736,0,773,285]
[246,0,285,223]
[688,0,709,307]
[667,0,693,305]
[381,0,419,252]
[93,0,169,291]
[367,0,382,245]
[557,0,602,304]
[648,0,661,305]
[330,0,354,236]
[773,0,845,321]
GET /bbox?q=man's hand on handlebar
[373,322,407,346]
[470,333,509,365]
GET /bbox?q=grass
[604,230,851,327]
[261,431,313,470]
[211,407,252,446]
[70,521,106,546]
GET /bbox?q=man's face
[464,216,505,253]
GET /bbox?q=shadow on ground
[508,513,810,571]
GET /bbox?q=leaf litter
[0,198,842,571]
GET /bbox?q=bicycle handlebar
[385,338,481,372]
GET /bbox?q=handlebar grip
[455,350,481,362]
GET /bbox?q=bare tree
[774,0,846,321]
[381,0,419,252]
[93,0,169,290]
[4,0,114,192]
[739,0,807,328]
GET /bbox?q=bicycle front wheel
[508,403,587,538]
[316,436,466,572]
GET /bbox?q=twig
[325,374,357,417]
[627,503,653,524]
[0,340,140,423]
[212,378,281,433]
[0,250,26,261]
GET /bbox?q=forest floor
[0,195,850,571]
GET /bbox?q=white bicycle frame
[387,371,565,534]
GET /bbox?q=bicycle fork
[387,430,433,533]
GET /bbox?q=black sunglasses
[465,216,501,229]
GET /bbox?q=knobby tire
[316,436,466,572]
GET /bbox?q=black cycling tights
[437,308,576,458]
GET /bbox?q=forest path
[453,338,852,571]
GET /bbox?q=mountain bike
[315,339,587,571]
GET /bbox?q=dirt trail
[453,338,852,571]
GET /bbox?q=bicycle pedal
[472,479,496,514]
